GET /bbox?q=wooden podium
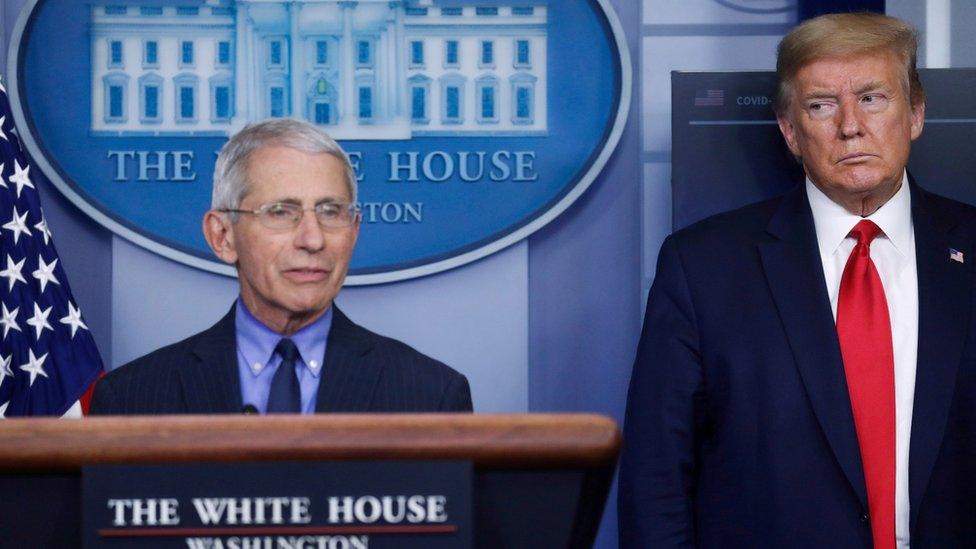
[0,414,619,548]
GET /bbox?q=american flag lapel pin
[949,248,965,264]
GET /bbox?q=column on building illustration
[289,3,303,121]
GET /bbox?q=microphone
[242,404,259,415]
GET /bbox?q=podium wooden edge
[0,413,621,472]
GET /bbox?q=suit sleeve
[618,235,706,548]
[438,372,473,412]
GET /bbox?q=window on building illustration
[481,86,495,120]
[359,87,373,120]
[179,86,195,120]
[139,74,162,123]
[140,6,162,16]
[109,85,124,119]
[476,7,498,16]
[515,40,530,67]
[480,41,494,66]
[214,86,231,120]
[410,41,424,66]
[218,41,231,65]
[315,103,330,125]
[515,86,531,121]
[144,41,158,66]
[445,40,459,66]
[445,86,461,121]
[411,87,426,122]
[357,40,372,66]
[105,6,127,15]
[512,7,535,16]
[441,7,462,16]
[316,41,328,65]
[109,41,123,66]
[144,85,159,119]
[181,41,194,65]
[177,6,199,16]
[405,7,428,16]
[104,73,128,123]
[270,87,285,117]
[270,41,283,66]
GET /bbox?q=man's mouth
[283,268,330,282]
[836,152,876,164]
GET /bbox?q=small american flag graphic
[950,248,965,263]
[694,89,724,107]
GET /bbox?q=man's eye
[317,205,342,218]
[266,205,294,218]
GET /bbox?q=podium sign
[82,461,472,549]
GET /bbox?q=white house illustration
[89,0,548,139]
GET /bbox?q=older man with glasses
[91,118,472,415]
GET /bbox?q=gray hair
[212,118,357,213]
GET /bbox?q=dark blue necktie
[266,338,301,413]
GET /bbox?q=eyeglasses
[220,202,360,230]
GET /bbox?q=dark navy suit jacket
[619,183,976,548]
[90,305,472,414]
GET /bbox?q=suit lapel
[180,305,243,413]
[315,307,382,412]
[758,185,868,508]
[908,185,970,530]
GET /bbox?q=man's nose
[293,210,325,252]
[838,99,864,138]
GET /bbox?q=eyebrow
[266,196,348,206]
[853,80,891,95]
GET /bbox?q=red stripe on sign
[99,524,459,537]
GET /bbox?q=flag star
[0,303,20,338]
[32,256,60,293]
[8,160,34,198]
[19,348,49,387]
[0,116,6,142]
[0,354,12,387]
[0,255,26,290]
[26,303,53,340]
[0,254,27,290]
[34,217,52,245]
[0,401,7,419]
[60,302,88,339]
[3,207,32,244]
[0,163,5,188]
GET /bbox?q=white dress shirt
[806,173,917,549]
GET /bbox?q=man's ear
[910,100,925,141]
[202,210,238,264]
[777,112,802,157]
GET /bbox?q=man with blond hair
[620,13,976,548]
[92,118,471,415]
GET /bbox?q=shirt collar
[806,170,912,261]
[235,300,332,379]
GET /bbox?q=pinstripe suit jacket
[90,305,472,414]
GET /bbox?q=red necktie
[836,219,895,549]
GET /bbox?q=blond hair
[775,12,924,113]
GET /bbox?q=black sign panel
[82,461,472,549]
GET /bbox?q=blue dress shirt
[235,300,332,414]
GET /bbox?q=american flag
[694,89,725,107]
[0,78,104,417]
